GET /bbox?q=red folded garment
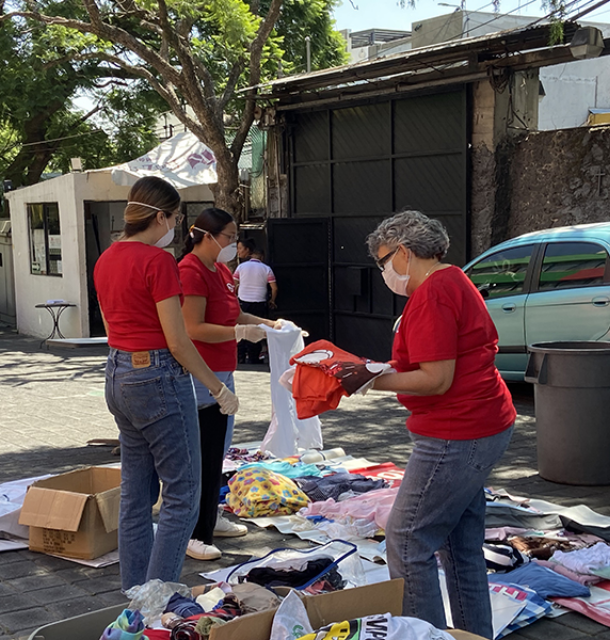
[289,340,394,418]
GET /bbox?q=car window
[465,245,534,299]
[537,241,608,291]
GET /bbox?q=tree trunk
[210,149,243,223]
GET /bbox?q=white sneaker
[214,510,248,538]
[186,539,222,560]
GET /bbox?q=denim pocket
[121,376,167,429]
[466,437,501,474]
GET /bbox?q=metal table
[35,302,76,345]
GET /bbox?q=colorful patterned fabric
[100,608,145,640]
[227,467,309,517]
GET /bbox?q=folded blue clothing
[489,561,591,599]
[164,592,204,618]
[295,472,387,502]
[239,461,323,478]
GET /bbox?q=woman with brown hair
[178,207,280,560]
[94,176,238,591]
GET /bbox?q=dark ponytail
[178,207,234,262]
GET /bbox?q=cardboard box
[19,466,121,560]
[207,579,484,640]
[26,581,485,640]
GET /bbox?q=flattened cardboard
[207,579,485,640]
[18,487,88,531]
[18,466,121,560]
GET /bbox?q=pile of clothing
[101,579,282,640]
[481,491,610,633]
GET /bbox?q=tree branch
[1,8,182,87]
[232,0,283,158]
[220,59,247,111]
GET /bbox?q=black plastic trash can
[525,341,610,485]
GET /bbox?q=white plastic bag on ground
[261,321,322,457]
[270,590,314,640]
[295,613,456,640]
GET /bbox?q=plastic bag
[269,590,314,640]
[261,322,323,457]
[125,578,191,626]
[295,613,456,640]
[226,539,366,591]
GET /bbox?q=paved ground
[1,325,610,639]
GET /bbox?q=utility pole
[305,36,311,73]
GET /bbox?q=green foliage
[0,3,165,186]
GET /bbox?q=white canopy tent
[104,131,218,188]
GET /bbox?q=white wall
[7,171,215,339]
[540,57,610,129]
[7,173,87,339]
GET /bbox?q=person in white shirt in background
[236,237,255,263]
[234,248,278,364]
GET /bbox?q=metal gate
[270,87,468,360]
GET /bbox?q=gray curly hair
[367,210,450,260]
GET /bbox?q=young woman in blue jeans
[366,211,516,639]
[94,176,238,591]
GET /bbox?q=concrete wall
[507,126,610,239]
[0,226,15,326]
[540,57,610,130]
[7,173,90,339]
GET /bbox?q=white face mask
[127,201,176,248]
[382,248,411,296]
[154,216,175,248]
[212,235,237,263]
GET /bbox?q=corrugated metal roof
[244,21,581,99]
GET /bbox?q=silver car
[463,223,610,380]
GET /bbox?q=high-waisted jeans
[386,425,513,639]
[105,348,201,591]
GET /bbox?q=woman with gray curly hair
[366,210,515,639]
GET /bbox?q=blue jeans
[192,371,235,456]
[386,425,513,639]
[105,348,201,591]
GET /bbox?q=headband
[127,201,165,212]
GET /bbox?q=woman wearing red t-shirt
[94,177,238,591]
[367,211,515,639]
[178,208,279,561]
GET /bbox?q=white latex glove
[212,383,239,415]
[235,324,266,343]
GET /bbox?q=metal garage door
[270,88,468,361]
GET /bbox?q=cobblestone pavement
[1,325,610,639]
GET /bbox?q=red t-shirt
[392,265,516,440]
[93,242,182,351]
[178,253,241,372]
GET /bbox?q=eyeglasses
[219,231,238,243]
[173,212,184,225]
[376,247,399,271]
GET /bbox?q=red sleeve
[179,261,210,298]
[147,252,182,303]
[267,266,276,283]
[404,288,459,364]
